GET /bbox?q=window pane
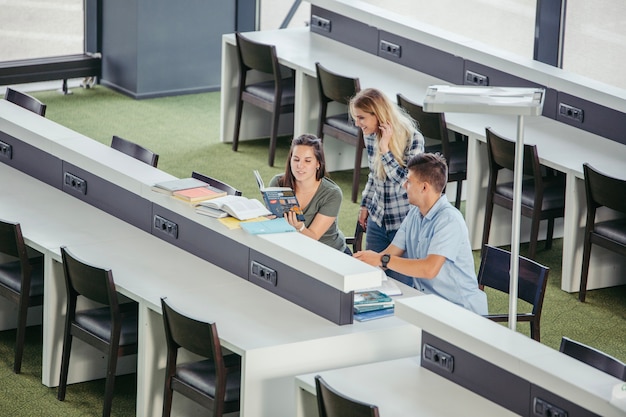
[562,1,626,90]
[0,0,84,62]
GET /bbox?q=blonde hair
[349,88,416,180]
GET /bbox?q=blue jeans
[365,217,414,287]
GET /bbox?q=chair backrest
[4,87,47,116]
[345,221,365,253]
[0,219,32,281]
[60,246,118,308]
[160,297,224,372]
[478,245,549,316]
[397,93,450,156]
[235,32,280,76]
[315,375,380,417]
[111,135,159,167]
[485,127,541,178]
[583,163,626,214]
[315,62,360,105]
[560,336,626,380]
[191,171,242,196]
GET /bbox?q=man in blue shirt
[354,153,488,315]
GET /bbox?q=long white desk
[220,27,626,293]
[0,160,422,417]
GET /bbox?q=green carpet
[0,85,623,416]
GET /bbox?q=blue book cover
[353,307,395,322]
[240,218,296,234]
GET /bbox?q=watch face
[381,254,390,267]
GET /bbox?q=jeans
[365,217,414,287]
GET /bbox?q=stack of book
[152,178,227,205]
[353,290,395,322]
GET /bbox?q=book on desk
[172,186,226,204]
[253,170,305,221]
[151,177,208,195]
[195,195,271,220]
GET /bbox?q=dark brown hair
[407,152,448,193]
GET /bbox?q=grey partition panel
[248,249,354,325]
[377,31,464,84]
[151,205,249,278]
[421,331,530,416]
[0,131,62,189]
[310,6,378,55]
[556,92,626,145]
[530,384,600,417]
[463,60,557,119]
[60,162,152,232]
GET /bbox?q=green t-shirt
[270,175,347,252]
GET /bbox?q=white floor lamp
[423,85,545,332]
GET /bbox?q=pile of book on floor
[353,289,395,322]
[152,178,227,205]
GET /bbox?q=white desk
[221,27,626,293]
[0,144,422,417]
[295,356,518,417]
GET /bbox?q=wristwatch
[381,254,391,269]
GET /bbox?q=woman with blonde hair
[349,88,424,284]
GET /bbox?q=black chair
[161,297,241,417]
[57,246,138,417]
[4,87,47,116]
[192,171,242,196]
[579,163,626,302]
[397,93,467,209]
[0,219,44,374]
[315,62,363,203]
[482,127,566,259]
[111,135,159,167]
[232,32,295,167]
[478,245,549,342]
[315,375,380,417]
[345,221,365,253]
[560,336,626,380]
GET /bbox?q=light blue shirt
[393,195,488,315]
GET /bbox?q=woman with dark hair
[270,134,349,253]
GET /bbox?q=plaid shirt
[361,130,424,231]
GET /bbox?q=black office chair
[345,221,365,253]
[161,297,241,417]
[397,93,467,209]
[57,246,138,417]
[4,87,47,116]
[315,62,363,203]
[579,163,626,302]
[315,375,380,417]
[232,32,295,167]
[478,245,549,342]
[560,336,626,380]
[482,127,566,260]
[111,135,159,167]
[192,171,242,196]
[0,219,44,374]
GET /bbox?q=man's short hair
[407,153,448,193]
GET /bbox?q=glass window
[0,0,84,62]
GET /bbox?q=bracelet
[298,223,305,232]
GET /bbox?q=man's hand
[353,250,383,267]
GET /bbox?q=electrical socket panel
[251,261,277,286]
[533,397,568,417]
[63,172,87,195]
[153,214,178,239]
[465,70,489,86]
[311,15,331,32]
[0,140,12,160]
[559,103,584,123]
[380,40,401,58]
[422,343,454,373]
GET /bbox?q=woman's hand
[285,211,305,232]
[378,122,393,153]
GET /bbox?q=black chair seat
[243,78,295,105]
[0,259,44,296]
[175,355,242,401]
[495,177,566,211]
[324,113,358,134]
[74,303,138,345]
[593,219,626,244]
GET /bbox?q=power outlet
[63,172,87,195]
[422,343,454,373]
[153,215,178,239]
[0,140,12,160]
[465,70,489,86]
[311,15,331,32]
[533,397,568,417]
[251,261,277,286]
[559,103,584,123]
[380,40,401,58]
